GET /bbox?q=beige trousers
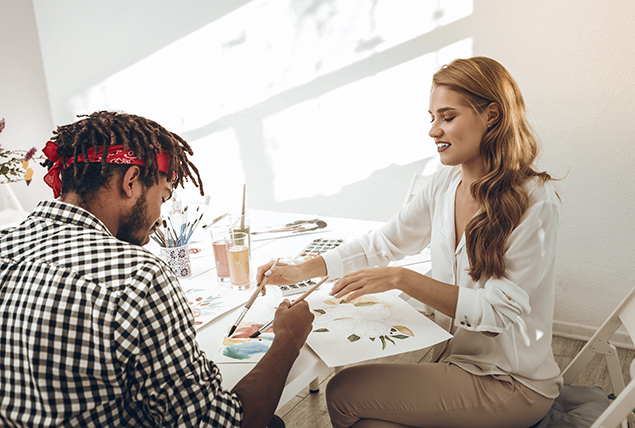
[326,362,554,428]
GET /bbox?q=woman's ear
[486,102,501,127]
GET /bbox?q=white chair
[0,184,28,228]
[0,183,25,212]
[533,286,635,428]
[403,173,424,207]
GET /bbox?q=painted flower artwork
[0,118,41,185]
[311,295,414,350]
[305,288,453,367]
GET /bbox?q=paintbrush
[240,184,246,229]
[202,212,229,229]
[227,258,280,337]
[249,276,329,338]
[184,212,204,245]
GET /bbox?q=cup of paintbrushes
[159,244,192,278]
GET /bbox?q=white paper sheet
[306,288,452,367]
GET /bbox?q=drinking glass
[230,213,251,258]
[226,231,250,290]
[210,225,231,283]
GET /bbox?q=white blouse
[322,166,563,398]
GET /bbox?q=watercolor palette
[292,238,345,263]
[272,278,318,297]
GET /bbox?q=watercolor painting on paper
[213,321,275,363]
[183,286,247,330]
[306,288,452,367]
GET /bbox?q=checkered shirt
[0,200,243,427]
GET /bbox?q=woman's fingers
[331,272,364,298]
[256,260,276,285]
[331,267,399,301]
[257,260,290,285]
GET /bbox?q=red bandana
[42,141,171,198]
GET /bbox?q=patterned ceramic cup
[160,244,192,278]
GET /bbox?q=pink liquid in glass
[212,240,230,278]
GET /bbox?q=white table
[178,209,432,409]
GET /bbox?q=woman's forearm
[297,255,328,279]
[398,269,458,318]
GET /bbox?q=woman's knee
[326,367,357,408]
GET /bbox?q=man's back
[0,200,242,427]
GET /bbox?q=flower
[0,118,42,185]
[23,147,37,163]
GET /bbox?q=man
[0,111,313,427]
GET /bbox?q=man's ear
[486,102,501,127]
[121,166,142,199]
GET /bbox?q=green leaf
[391,334,410,340]
[369,337,375,341]
[313,328,329,333]
[385,336,395,345]
[353,301,378,307]
[379,335,386,350]
[347,334,361,342]
[313,309,326,315]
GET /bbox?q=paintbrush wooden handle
[289,276,329,307]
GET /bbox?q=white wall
[9,0,635,339]
[0,0,52,210]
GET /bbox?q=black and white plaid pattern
[0,200,242,427]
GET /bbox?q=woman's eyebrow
[430,107,457,114]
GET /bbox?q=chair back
[559,286,635,428]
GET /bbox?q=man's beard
[117,192,151,246]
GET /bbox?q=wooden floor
[276,336,635,428]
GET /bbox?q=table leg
[309,377,320,393]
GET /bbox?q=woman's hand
[256,260,304,287]
[330,266,409,302]
[256,256,328,290]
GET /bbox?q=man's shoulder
[18,227,169,289]
[70,233,168,280]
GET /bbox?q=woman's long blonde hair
[433,57,552,282]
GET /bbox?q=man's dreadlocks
[42,111,204,202]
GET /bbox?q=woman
[258,57,561,428]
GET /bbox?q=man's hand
[272,299,314,353]
[231,296,315,428]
